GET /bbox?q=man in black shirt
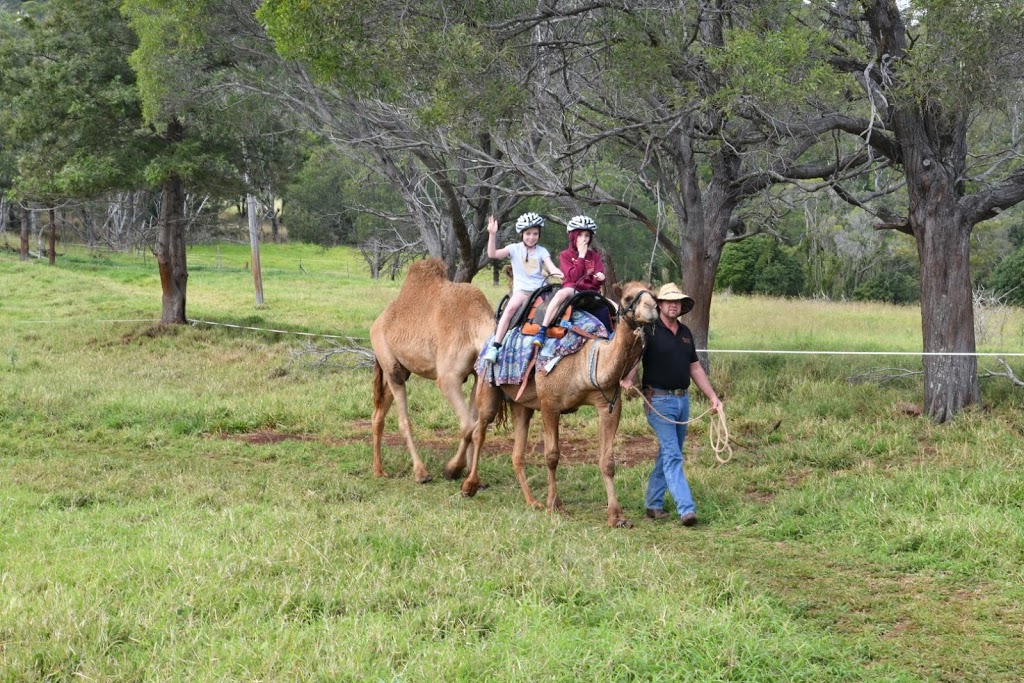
[622,283,722,527]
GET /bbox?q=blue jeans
[645,393,696,518]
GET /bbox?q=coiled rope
[628,386,733,464]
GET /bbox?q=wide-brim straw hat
[656,283,695,314]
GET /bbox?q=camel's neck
[592,317,647,387]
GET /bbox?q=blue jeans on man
[644,392,696,518]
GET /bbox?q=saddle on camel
[482,283,619,388]
[456,281,661,528]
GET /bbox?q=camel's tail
[494,393,510,430]
[470,372,510,431]
[372,359,387,408]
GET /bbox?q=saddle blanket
[476,310,609,386]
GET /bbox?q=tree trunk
[48,208,56,265]
[675,169,735,373]
[453,260,474,283]
[247,193,265,306]
[678,228,725,370]
[270,203,280,243]
[155,173,188,324]
[862,0,984,423]
[8,204,19,255]
[915,206,980,422]
[20,208,30,261]
[83,207,95,249]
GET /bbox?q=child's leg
[493,290,529,344]
[540,288,574,327]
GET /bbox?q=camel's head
[617,281,659,326]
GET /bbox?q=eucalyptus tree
[256,0,553,281]
[0,0,152,265]
[120,0,304,323]
[475,1,880,357]
[0,57,13,244]
[818,0,1024,421]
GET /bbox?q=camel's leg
[388,375,432,483]
[511,405,542,510]
[461,383,501,497]
[441,372,476,481]
[540,407,565,514]
[371,379,394,478]
[598,402,632,528]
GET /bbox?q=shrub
[717,236,805,297]
[988,246,1024,305]
[1008,222,1024,249]
[283,152,357,246]
[853,270,919,304]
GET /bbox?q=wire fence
[7,316,1024,357]
[5,242,1022,358]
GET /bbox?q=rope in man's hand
[627,386,733,464]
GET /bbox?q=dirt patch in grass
[223,423,658,468]
[744,488,775,503]
[227,431,322,446]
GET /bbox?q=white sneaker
[482,345,499,363]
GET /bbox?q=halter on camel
[584,287,657,411]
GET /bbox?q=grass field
[2,241,1024,682]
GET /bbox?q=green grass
[2,244,1024,681]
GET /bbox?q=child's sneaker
[482,344,499,363]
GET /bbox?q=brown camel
[370,258,494,483]
[459,281,660,527]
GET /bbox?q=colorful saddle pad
[476,310,609,386]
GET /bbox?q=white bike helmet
[566,215,597,233]
[514,212,545,233]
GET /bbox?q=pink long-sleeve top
[559,247,605,292]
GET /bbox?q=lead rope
[628,387,733,464]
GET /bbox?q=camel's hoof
[528,501,545,511]
[442,467,465,481]
[415,474,433,484]
[612,518,634,529]
[461,482,480,497]
[373,470,389,479]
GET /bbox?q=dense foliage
[716,237,806,298]
[989,247,1024,305]
[283,148,408,248]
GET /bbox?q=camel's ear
[609,283,622,301]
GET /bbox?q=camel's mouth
[620,288,659,325]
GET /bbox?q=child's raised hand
[487,215,498,235]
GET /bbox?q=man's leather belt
[648,388,687,397]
